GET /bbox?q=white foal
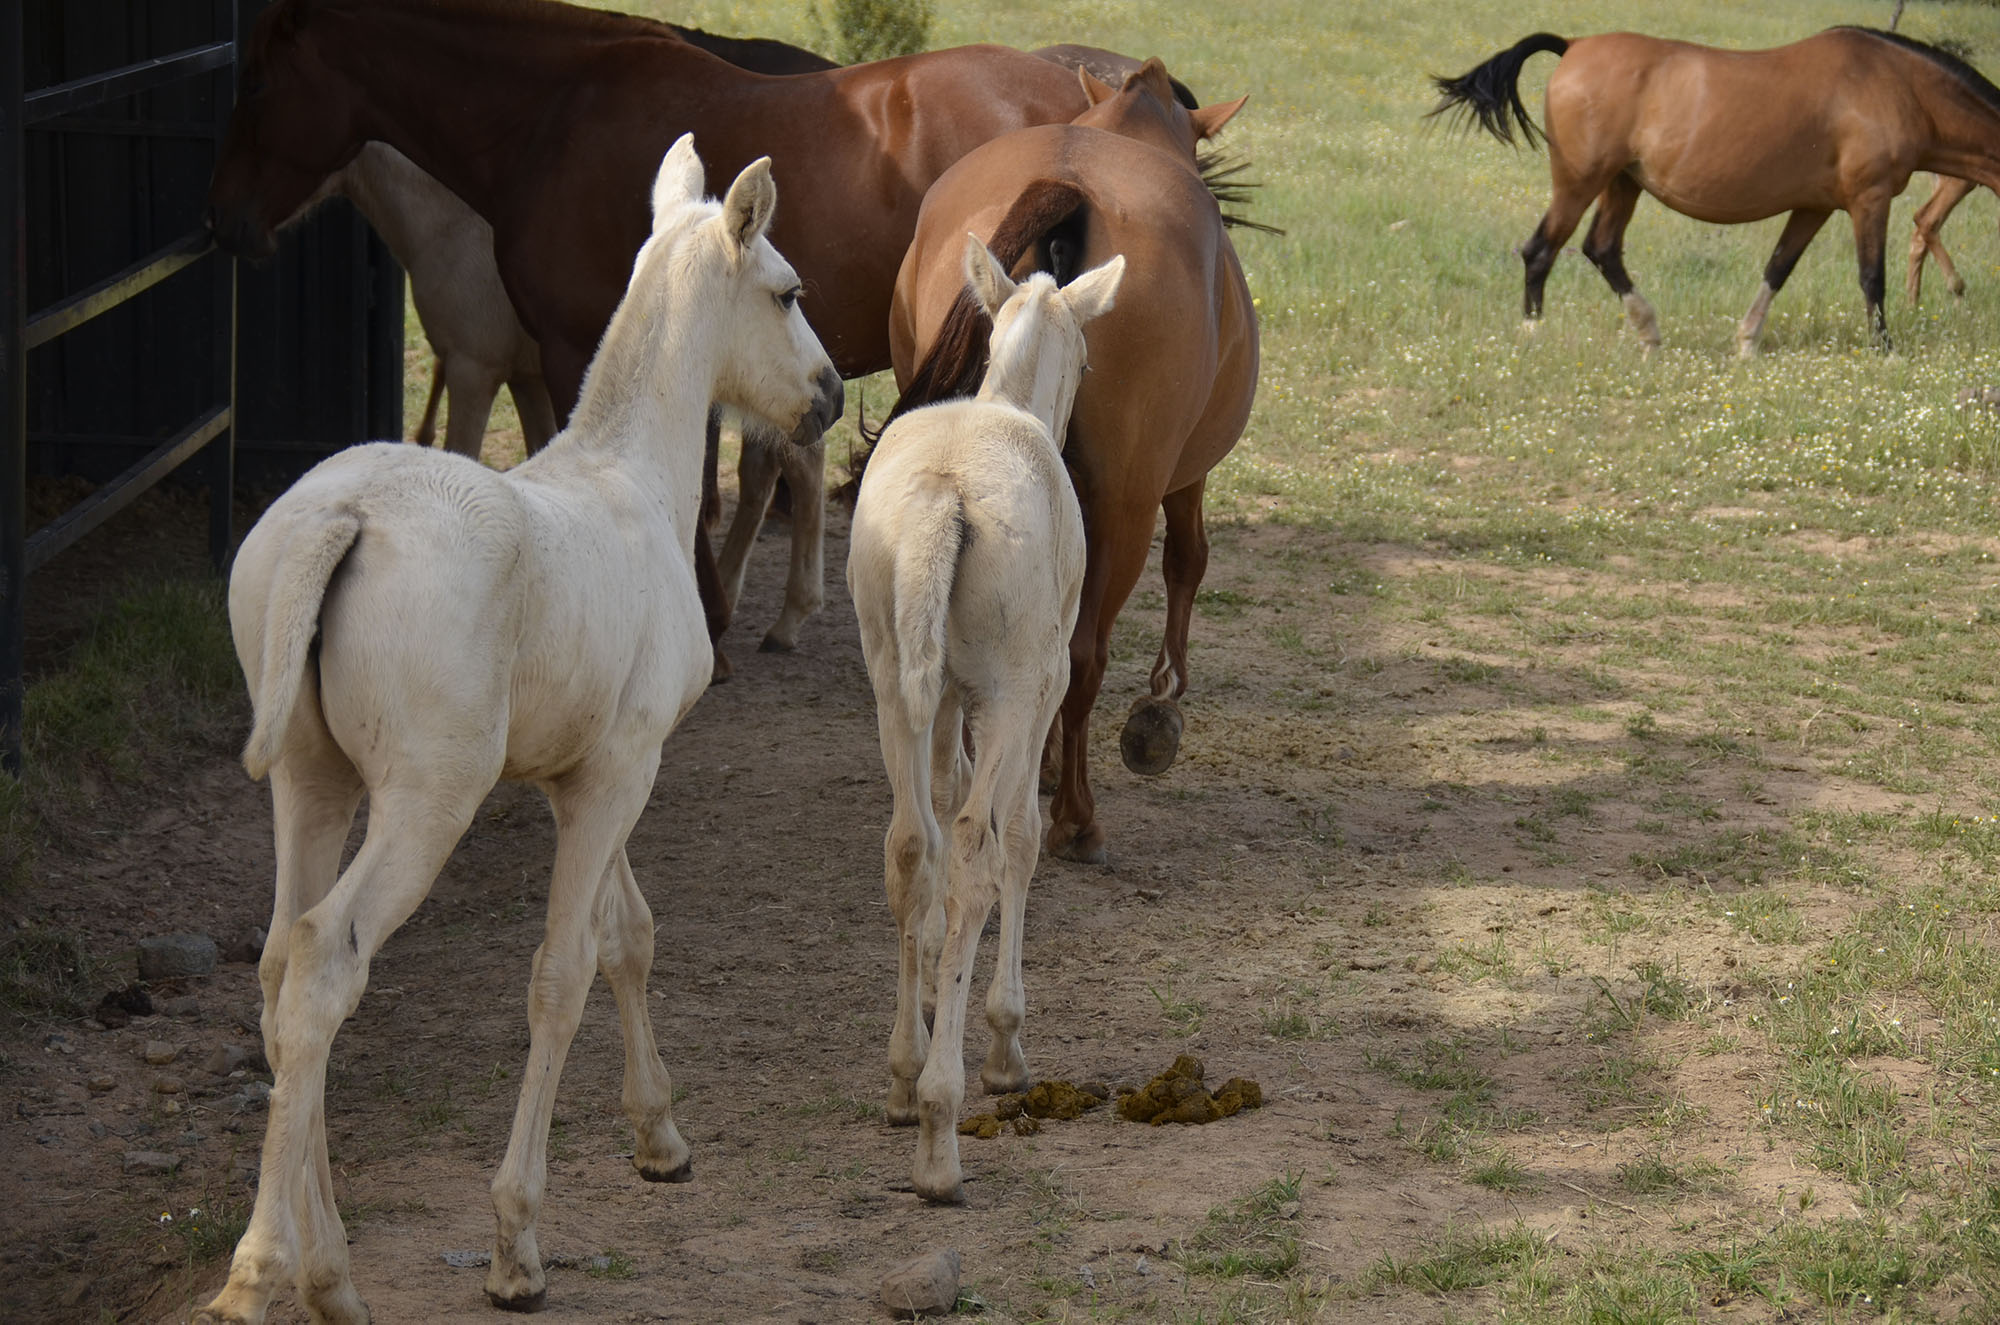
[848,237,1123,1203]
[200,137,841,1325]
[324,143,559,459]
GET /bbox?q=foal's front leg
[486,761,654,1311]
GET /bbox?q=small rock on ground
[143,1041,179,1065]
[123,1151,179,1176]
[881,1248,960,1318]
[138,933,217,981]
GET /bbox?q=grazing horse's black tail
[1428,33,1569,149]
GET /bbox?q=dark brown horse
[1433,27,2000,354]
[208,0,1094,662]
[881,60,1256,863]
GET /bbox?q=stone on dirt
[222,927,267,965]
[122,1151,178,1175]
[143,1041,178,1065]
[880,1247,960,1318]
[202,1042,264,1076]
[137,933,217,981]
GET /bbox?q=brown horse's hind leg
[1048,494,1157,865]
[1737,209,1831,358]
[1519,184,1597,327]
[1123,479,1207,777]
[1578,174,1660,350]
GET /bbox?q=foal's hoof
[487,1288,547,1314]
[639,1156,694,1183]
[1120,697,1183,776]
[710,648,733,684]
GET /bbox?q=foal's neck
[976,319,1077,443]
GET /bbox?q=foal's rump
[230,445,532,779]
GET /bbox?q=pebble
[137,933,217,981]
[880,1248,961,1318]
[203,1043,263,1077]
[143,1041,179,1066]
[123,1151,179,1176]
[152,1076,186,1096]
[222,928,267,965]
[86,1075,116,1094]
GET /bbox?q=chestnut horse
[881,60,1256,863]
[209,0,1092,661]
[1432,27,2000,354]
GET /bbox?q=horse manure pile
[958,1079,1110,1138]
[1114,1054,1263,1126]
[957,1059,1264,1139]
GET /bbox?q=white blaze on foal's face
[644,137,837,442]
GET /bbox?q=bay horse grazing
[852,237,1123,1203]
[1431,27,2000,355]
[1907,174,1985,302]
[883,60,1256,863]
[208,0,1090,663]
[196,139,841,1324]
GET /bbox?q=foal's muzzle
[793,366,844,444]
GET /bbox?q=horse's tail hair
[891,477,965,722]
[241,508,362,780]
[841,180,1090,500]
[1427,32,1569,149]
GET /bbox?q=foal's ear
[1190,94,1249,140]
[720,157,777,262]
[1062,254,1125,325]
[1077,65,1116,106]
[963,234,1017,319]
[652,134,706,228]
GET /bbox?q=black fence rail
[1,2,239,775]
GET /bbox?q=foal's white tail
[892,477,964,721]
[241,509,362,779]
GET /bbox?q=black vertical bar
[202,0,235,572]
[2,5,27,777]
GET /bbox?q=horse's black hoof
[1120,697,1183,776]
[639,1157,693,1183]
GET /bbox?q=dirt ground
[0,480,1881,1323]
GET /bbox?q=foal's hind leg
[715,419,781,619]
[487,755,657,1310]
[1124,478,1207,777]
[1737,209,1831,358]
[594,846,691,1182]
[1908,175,1975,303]
[1579,174,1660,350]
[760,427,827,652]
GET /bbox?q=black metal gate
[1,0,404,775]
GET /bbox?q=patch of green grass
[1175,1175,1304,1281]
[1615,1151,1729,1197]
[1466,1152,1535,1193]
[1375,1222,1548,1295]
[1148,975,1207,1037]
[585,1248,637,1280]
[0,926,104,1018]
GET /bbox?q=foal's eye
[777,288,800,311]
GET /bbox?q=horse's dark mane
[1838,26,2000,116]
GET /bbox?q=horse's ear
[1061,254,1124,325]
[1130,57,1176,100]
[653,135,706,228]
[1190,94,1249,140]
[962,233,1016,319]
[1077,65,1115,106]
[719,157,777,261]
